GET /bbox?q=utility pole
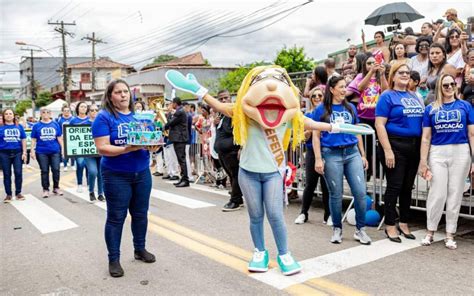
[20,48,41,118]
[81,32,106,102]
[48,20,76,104]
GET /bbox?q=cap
[443,8,457,17]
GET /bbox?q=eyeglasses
[90,109,99,112]
[366,61,375,65]
[442,82,456,89]
[419,44,430,49]
[41,110,51,113]
[250,72,290,86]
[449,35,460,39]
[396,71,410,76]
[311,94,323,99]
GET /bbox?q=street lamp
[15,41,55,57]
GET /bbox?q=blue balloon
[365,195,373,211]
[365,210,381,226]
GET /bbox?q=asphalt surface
[1,165,473,295]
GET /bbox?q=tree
[273,45,314,73]
[145,54,178,68]
[15,100,32,116]
[218,61,269,94]
[35,91,53,108]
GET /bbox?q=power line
[81,32,106,94]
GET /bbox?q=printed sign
[63,124,98,157]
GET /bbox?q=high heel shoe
[385,229,402,243]
[397,225,416,240]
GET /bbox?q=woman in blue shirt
[294,86,330,225]
[375,62,424,243]
[84,105,104,202]
[418,74,474,250]
[31,107,64,198]
[0,109,27,203]
[92,79,159,278]
[56,105,74,171]
[313,76,371,245]
[70,101,89,193]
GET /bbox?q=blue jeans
[61,155,74,167]
[84,157,103,195]
[36,153,61,191]
[0,149,23,196]
[102,167,152,263]
[75,157,86,185]
[322,145,366,230]
[238,168,288,255]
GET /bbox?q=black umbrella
[365,2,424,26]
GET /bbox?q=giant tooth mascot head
[232,65,305,150]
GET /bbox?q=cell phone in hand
[375,54,383,64]
[443,21,452,28]
[467,24,473,42]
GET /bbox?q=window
[81,72,91,83]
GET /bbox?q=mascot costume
[166,66,372,276]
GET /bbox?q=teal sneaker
[248,249,269,272]
[277,252,302,276]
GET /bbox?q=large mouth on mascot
[256,96,287,128]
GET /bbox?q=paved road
[1,165,473,295]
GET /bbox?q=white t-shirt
[447,49,466,70]
[410,55,429,79]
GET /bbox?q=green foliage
[35,91,53,108]
[145,54,178,68]
[218,61,269,94]
[204,59,212,66]
[273,45,314,73]
[15,100,32,116]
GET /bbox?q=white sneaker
[294,214,307,224]
[331,227,342,244]
[77,186,83,193]
[354,227,372,245]
[72,166,76,171]
[63,166,68,172]
[326,216,333,226]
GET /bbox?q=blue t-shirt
[423,100,474,145]
[69,116,90,125]
[0,124,26,150]
[92,110,149,173]
[31,121,62,154]
[375,90,424,137]
[304,112,314,149]
[56,115,74,127]
[311,104,359,148]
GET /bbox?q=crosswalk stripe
[164,181,229,197]
[150,189,216,209]
[10,194,78,234]
[249,229,444,290]
[62,187,107,210]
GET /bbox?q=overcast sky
[1,0,472,83]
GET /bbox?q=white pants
[155,151,164,174]
[164,144,179,177]
[427,144,470,234]
[185,144,193,181]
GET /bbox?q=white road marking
[10,194,78,234]
[164,181,229,197]
[63,187,107,210]
[151,189,216,209]
[249,230,444,289]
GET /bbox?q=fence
[185,126,474,221]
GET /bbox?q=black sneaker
[109,261,124,277]
[169,176,180,181]
[134,249,156,263]
[162,175,171,180]
[153,172,163,177]
[97,195,105,202]
[222,201,243,212]
[89,192,97,202]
